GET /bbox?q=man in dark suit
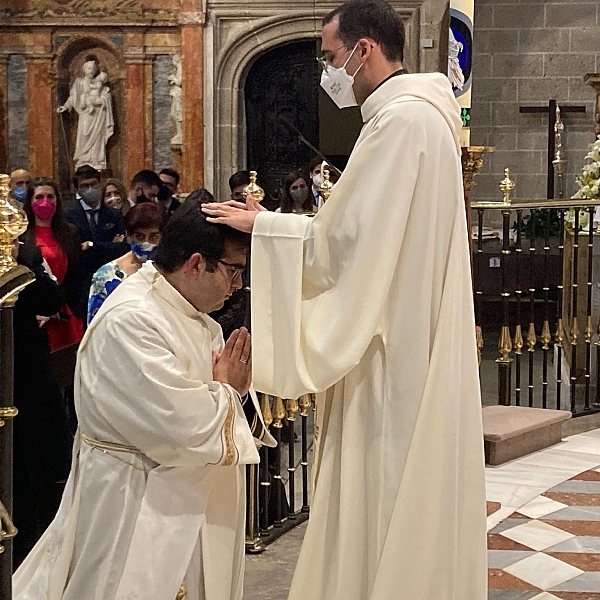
[64,165,128,320]
[159,168,182,220]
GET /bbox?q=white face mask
[312,172,323,188]
[320,44,363,109]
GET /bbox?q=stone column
[26,55,54,178]
[0,56,9,173]
[123,33,154,185]
[180,2,205,192]
[123,57,146,184]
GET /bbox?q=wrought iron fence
[472,195,600,416]
[246,394,313,553]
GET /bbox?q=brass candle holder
[499,168,515,206]
[243,170,265,203]
[0,173,34,306]
[319,165,333,204]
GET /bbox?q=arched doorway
[244,40,363,209]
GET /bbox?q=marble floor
[244,428,600,600]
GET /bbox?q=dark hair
[72,165,101,188]
[154,188,251,274]
[101,178,129,215]
[22,177,80,265]
[228,171,250,192]
[124,202,165,236]
[308,156,323,174]
[159,168,180,187]
[280,171,313,214]
[130,169,162,190]
[324,0,405,63]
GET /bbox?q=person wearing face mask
[101,178,129,217]
[87,203,164,323]
[276,171,316,214]
[64,165,128,321]
[9,168,31,207]
[127,169,163,206]
[202,1,486,598]
[21,178,84,351]
[307,157,325,209]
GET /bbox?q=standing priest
[201,1,487,598]
[14,190,275,600]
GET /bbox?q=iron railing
[472,195,600,415]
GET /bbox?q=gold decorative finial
[272,396,286,428]
[319,165,333,204]
[541,321,552,350]
[243,170,265,203]
[299,394,312,417]
[476,326,484,365]
[527,323,537,352]
[499,168,515,205]
[260,393,273,428]
[0,173,28,277]
[498,325,513,361]
[286,398,299,422]
[513,324,524,355]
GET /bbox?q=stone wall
[470,0,599,202]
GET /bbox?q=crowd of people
[6,157,330,566]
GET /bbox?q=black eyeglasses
[204,254,245,279]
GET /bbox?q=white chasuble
[251,73,487,600]
[14,262,274,600]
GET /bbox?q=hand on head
[202,192,266,233]
[212,327,252,396]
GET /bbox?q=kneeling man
[14,189,275,600]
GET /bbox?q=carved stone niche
[54,36,123,190]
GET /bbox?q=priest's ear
[357,38,374,60]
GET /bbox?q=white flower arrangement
[565,136,600,232]
[573,135,600,200]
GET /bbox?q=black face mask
[137,191,151,204]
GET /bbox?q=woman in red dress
[22,178,84,351]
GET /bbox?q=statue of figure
[168,54,183,145]
[448,29,465,91]
[57,59,114,171]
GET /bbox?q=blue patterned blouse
[87,261,127,324]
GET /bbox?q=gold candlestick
[0,174,28,276]
[0,173,34,306]
[499,168,515,206]
[319,165,333,204]
[243,170,265,203]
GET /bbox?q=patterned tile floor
[488,429,600,599]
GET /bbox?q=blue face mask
[130,241,158,263]
[13,188,27,202]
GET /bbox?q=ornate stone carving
[168,54,183,146]
[0,0,179,23]
[57,58,114,171]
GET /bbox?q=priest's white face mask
[320,44,363,109]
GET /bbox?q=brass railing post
[0,173,33,598]
[497,171,514,406]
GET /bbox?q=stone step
[483,405,572,466]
